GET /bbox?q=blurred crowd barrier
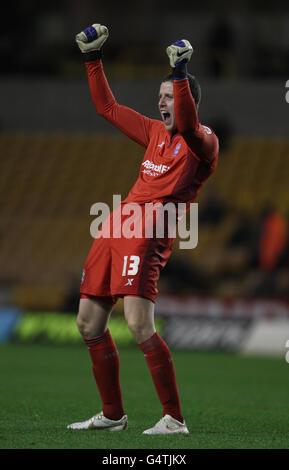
[1,133,289,314]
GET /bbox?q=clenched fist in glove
[75,23,109,53]
[166,40,193,68]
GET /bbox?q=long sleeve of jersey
[173,78,218,162]
[85,59,153,148]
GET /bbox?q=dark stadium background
[1,0,289,450]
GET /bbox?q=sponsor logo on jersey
[142,160,170,175]
[124,278,134,286]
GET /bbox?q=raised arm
[166,40,218,162]
[75,23,153,148]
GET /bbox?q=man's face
[158,81,176,132]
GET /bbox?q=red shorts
[80,204,174,304]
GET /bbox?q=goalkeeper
[68,24,219,435]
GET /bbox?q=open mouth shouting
[161,111,172,127]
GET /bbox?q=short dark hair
[162,73,201,110]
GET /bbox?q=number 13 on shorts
[122,255,140,276]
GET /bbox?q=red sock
[139,332,184,423]
[84,329,125,421]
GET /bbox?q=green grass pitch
[0,342,289,449]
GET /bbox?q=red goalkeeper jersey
[85,60,219,206]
